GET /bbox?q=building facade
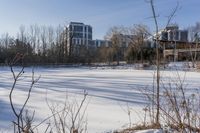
[66,22,93,55]
[93,39,108,47]
[159,24,188,42]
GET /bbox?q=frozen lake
[0,66,199,132]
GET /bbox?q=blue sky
[0,0,200,39]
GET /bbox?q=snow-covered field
[0,66,200,132]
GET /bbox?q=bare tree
[9,53,40,133]
[147,0,179,125]
[38,90,89,133]
[66,24,75,63]
[129,24,150,63]
[40,26,48,59]
[29,24,39,54]
[55,25,65,63]
[188,22,200,42]
[188,23,200,67]
[98,45,113,65]
[148,0,160,125]
[105,26,125,65]
[1,33,11,50]
[18,25,27,43]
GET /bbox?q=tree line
[0,23,199,65]
[0,25,68,65]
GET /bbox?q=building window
[88,34,92,40]
[73,33,83,38]
[88,26,92,33]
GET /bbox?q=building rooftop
[70,22,84,25]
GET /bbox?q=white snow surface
[0,66,200,133]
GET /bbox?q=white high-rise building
[67,22,92,48]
